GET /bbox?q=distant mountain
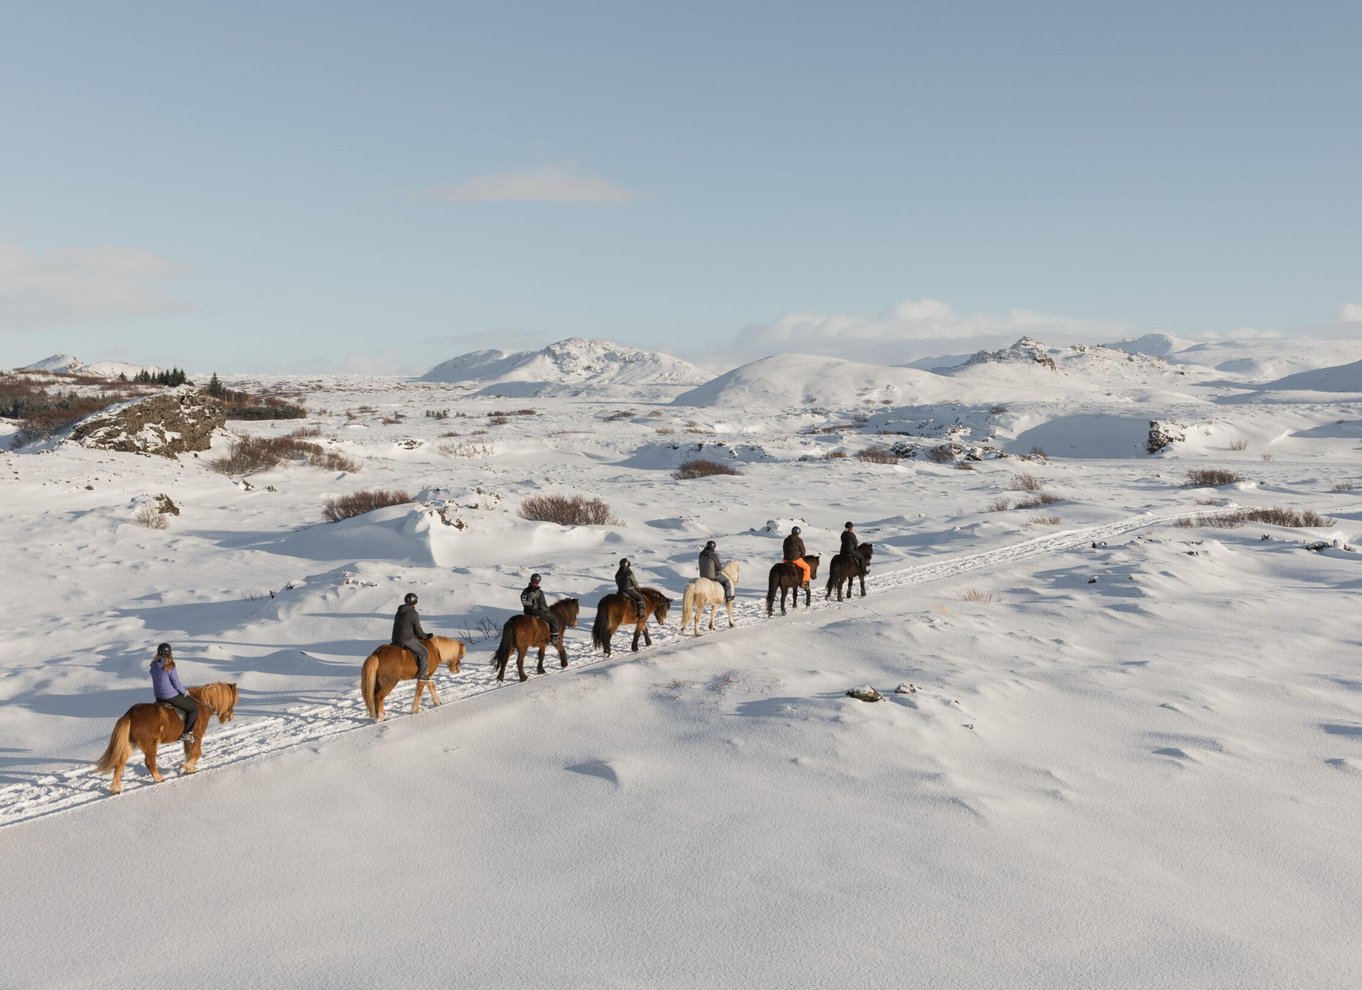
[19,354,82,373]
[1169,338,1362,382]
[673,353,956,408]
[1104,333,1197,357]
[420,338,710,395]
[18,354,160,378]
[940,336,1060,373]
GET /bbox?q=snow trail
[0,509,1203,829]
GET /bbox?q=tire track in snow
[0,509,1203,829]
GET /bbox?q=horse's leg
[411,680,425,714]
[725,599,734,628]
[557,640,569,668]
[427,681,442,707]
[182,732,202,775]
[111,755,126,794]
[858,571,866,597]
[145,738,164,784]
[536,644,547,675]
[517,647,528,682]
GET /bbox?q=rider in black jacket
[520,573,560,645]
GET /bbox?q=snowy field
[3,337,1361,988]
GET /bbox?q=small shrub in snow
[1333,481,1356,492]
[1260,451,1273,462]
[926,445,956,464]
[519,494,619,526]
[988,497,1010,512]
[1017,492,1062,508]
[674,459,742,479]
[134,504,169,529]
[1229,439,1248,451]
[440,441,492,458]
[824,450,848,460]
[856,446,899,464]
[322,488,412,523]
[1186,468,1244,487]
[1029,515,1061,526]
[1009,472,1042,491]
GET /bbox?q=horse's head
[859,543,874,561]
[555,598,580,627]
[220,683,239,722]
[806,555,820,579]
[652,594,672,624]
[439,637,466,674]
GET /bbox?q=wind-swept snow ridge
[0,508,1214,831]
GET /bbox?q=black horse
[826,543,873,602]
[766,555,820,616]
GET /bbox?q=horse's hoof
[519,675,528,682]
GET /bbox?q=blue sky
[1,0,1358,374]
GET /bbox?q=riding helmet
[705,540,716,550]
[619,558,630,568]
[404,593,418,606]
[791,526,801,535]
[156,642,173,658]
[844,521,854,529]
[530,573,542,584]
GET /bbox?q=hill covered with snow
[17,353,161,379]
[673,353,957,409]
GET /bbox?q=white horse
[680,561,740,636]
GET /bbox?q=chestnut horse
[826,543,874,601]
[360,635,467,721]
[591,587,672,657]
[680,561,740,636]
[767,555,820,616]
[93,682,238,794]
[491,598,580,683]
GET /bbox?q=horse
[93,683,237,794]
[360,635,467,721]
[766,555,820,615]
[491,598,580,683]
[591,587,672,657]
[680,561,740,636]
[826,543,874,601]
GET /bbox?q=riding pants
[399,638,430,679]
[530,609,560,643]
[623,588,646,618]
[161,693,198,737]
[786,558,811,585]
[716,576,734,602]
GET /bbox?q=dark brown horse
[360,635,467,721]
[591,587,672,657]
[93,683,237,794]
[492,598,580,682]
[826,543,874,601]
[767,555,820,615]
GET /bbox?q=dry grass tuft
[957,587,994,603]
[1229,438,1248,451]
[323,488,412,523]
[1178,506,1334,529]
[1009,471,1042,491]
[1017,492,1063,508]
[856,445,899,464]
[1029,515,1062,526]
[519,494,619,526]
[212,435,359,476]
[674,459,742,479]
[988,497,1010,512]
[1332,480,1356,492]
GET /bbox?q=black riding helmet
[156,642,172,658]
[530,573,542,585]
[705,540,716,550]
[404,593,418,606]
[845,521,854,529]
[791,526,801,535]
[619,558,630,568]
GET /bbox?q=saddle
[158,700,197,736]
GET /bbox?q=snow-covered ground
[2,339,1361,988]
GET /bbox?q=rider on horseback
[783,526,812,587]
[392,592,434,681]
[841,522,867,574]
[521,573,561,646]
[616,559,647,619]
[150,643,198,743]
[699,540,734,602]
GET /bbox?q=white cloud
[425,165,636,205]
[1339,302,1362,323]
[0,241,189,331]
[744,297,1134,356]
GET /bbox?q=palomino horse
[680,561,740,636]
[767,555,820,616]
[591,587,672,657]
[360,635,467,721]
[93,682,238,794]
[826,543,874,601]
[491,598,580,683]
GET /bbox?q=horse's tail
[591,605,612,651]
[825,564,838,597]
[766,568,779,612]
[492,620,515,669]
[361,654,380,719]
[94,715,132,775]
[681,583,698,630]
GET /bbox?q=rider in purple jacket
[150,643,198,742]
